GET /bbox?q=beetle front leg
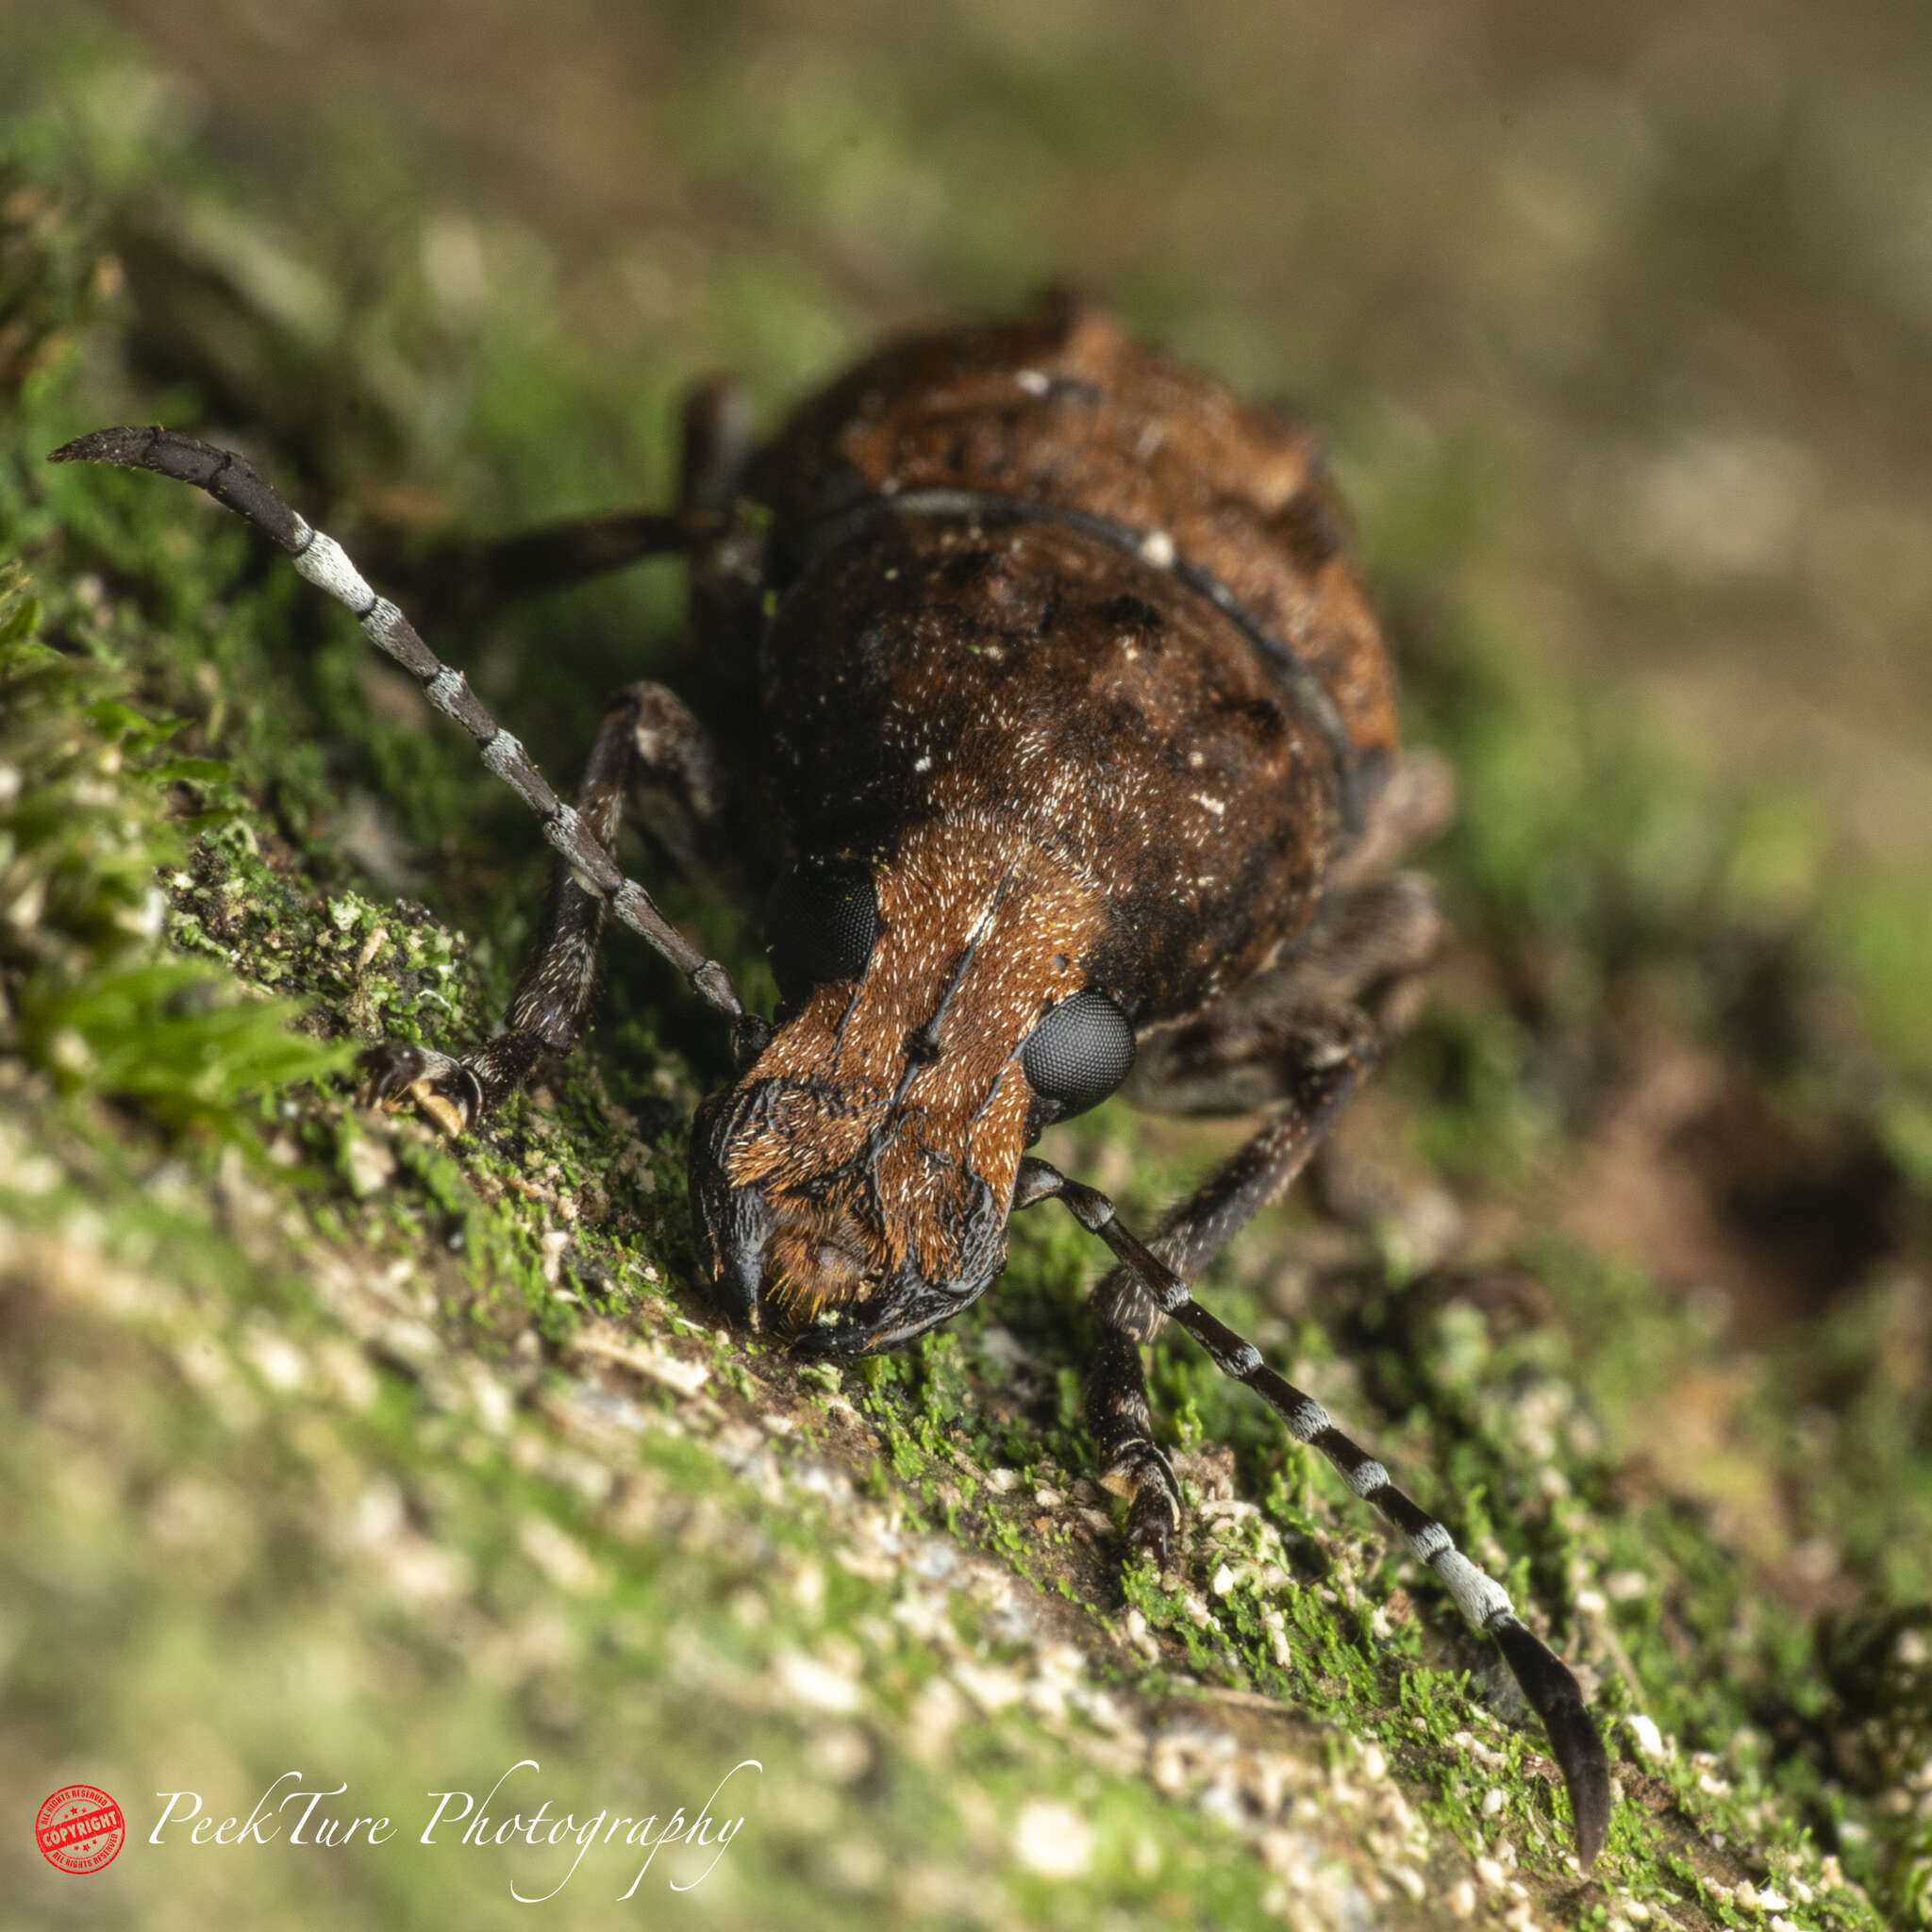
[1087,1274,1183,1567]
[1021,1114,1610,1867]
[1079,1005,1377,1567]
[363,680,737,1132]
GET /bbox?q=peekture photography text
[144,1757,760,1903]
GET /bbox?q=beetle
[53,292,1610,1862]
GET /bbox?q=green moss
[0,583,348,1139]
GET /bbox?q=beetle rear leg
[1332,745,1456,889]
[363,679,729,1131]
[367,377,761,620]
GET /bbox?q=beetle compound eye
[1021,990,1136,1119]
[765,856,878,999]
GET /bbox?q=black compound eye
[765,856,877,1000]
[1021,990,1135,1119]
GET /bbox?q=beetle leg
[355,377,762,620]
[1017,1124,1612,1869]
[49,428,766,1063]
[1329,745,1456,889]
[676,376,758,513]
[423,377,761,607]
[1128,874,1442,1116]
[1261,870,1444,1035]
[362,680,736,1130]
[1087,1280,1184,1567]
[412,504,730,610]
[1079,1004,1376,1566]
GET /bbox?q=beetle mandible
[53,293,1611,1862]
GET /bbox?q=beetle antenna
[1014,1154,1612,1868]
[48,426,762,1057]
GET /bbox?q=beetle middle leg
[463,377,761,602]
[1124,875,1442,1120]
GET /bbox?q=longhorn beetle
[54,294,1611,1863]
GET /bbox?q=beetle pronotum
[54,294,1611,1863]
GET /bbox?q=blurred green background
[2,3,1930,1928]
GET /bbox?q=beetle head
[690,818,1132,1355]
